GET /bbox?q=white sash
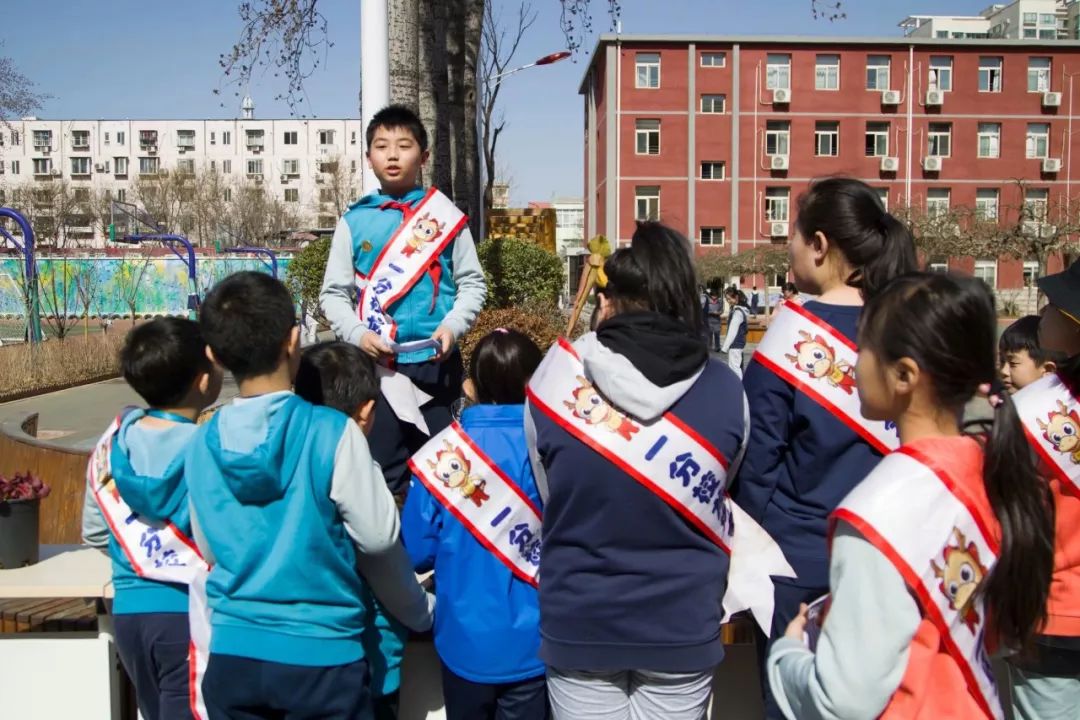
[754,300,900,454]
[526,338,796,633]
[409,423,542,586]
[1014,373,1080,496]
[355,188,468,345]
[834,446,1002,720]
[87,415,211,720]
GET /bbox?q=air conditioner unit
[1043,157,1062,173]
[1024,220,1056,237]
[315,175,325,184]
[881,90,901,105]
[280,174,289,183]
[770,154,789,170]
[178,147,186,154]
[40,148,50,156]
[925,89,944,106]
[94,163,103,172]
[772,88,791,104]
[880,156,900,172]
[319,147,331,156]
[147,147,157,155]
[253,173,264,182]
[1043,91,1062,107]
[923,156,942,171]
[770,221,789,238]
[50,168,61,177]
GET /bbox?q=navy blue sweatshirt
[526,329,748,673]
[732,301,885,590]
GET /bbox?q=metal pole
[361,0,390,195]
[0,207,42,343]
[1068,73,1074,204]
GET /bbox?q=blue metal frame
[121,233,199,318]
[222,246,279,279]
[0,207,42,343]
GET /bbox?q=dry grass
[0,332,127,401]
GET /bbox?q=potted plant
[0,472,51,568]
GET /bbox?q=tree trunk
[462,0,484,238]
[419,0,451,190]
[388,0,419,109]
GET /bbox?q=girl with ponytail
[732,177,918,716]
[769,272,1054,719]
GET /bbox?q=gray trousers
[1010,665,1080,720]
[547,667,714,720]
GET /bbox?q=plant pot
[0,498,40,568]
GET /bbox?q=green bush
[478,238,565,309]
[284,237,331,319]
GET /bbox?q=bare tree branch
[0,46,48,122]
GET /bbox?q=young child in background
[733,177,918,717]
[294,340,410,720]
[403,329,548,720]
[81,317,223,720]
[721,286,751,377]
[320,104,487,499]
[186,271,433,719]
[770,272,1055,718]
[999,314,1063,394]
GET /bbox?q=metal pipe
[0,207,41,342]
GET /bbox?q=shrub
[285,237,331,321]
[460,304,565,370]
[477,238,565,309]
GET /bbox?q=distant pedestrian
[721,287,750,377]
[750,285,761,316]
[705,288,724,351]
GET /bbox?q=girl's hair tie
[494,327,509,334]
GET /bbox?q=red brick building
[579,34,1080,306]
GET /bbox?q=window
[766,54,791,90]
[114,157,128,175]
[317,129,335,145]
[1025,188,1049,221]
[176,129,195,149]
[635,119,660,155]
[278,130,297,146]
[979,57,1003,93]
[700,227,726,246]
[319,188,334,203]
[928,56,953,92]
[210,132,216,145]
[974,260,998,289]
[765,188,790,222]
[9,161,17,175]
[815,54,840,90]
[32,158,51,175]
[929,261,949,273]
[700,161,726,180]
[11,130,19,145]
[1027,123,1050,159]
[115,188,126,203]
[1040,13,1056,25]
[635,186,660,221]
[224,188,233,203]
[139,156,159,174]
[975,189,999,220]
[1029,58,1052,93]
[247,159,264,176]
[33,130,52,148]
[866,55,891,91]
[765,120,790,156]
[222,131,232,145]
[139,130,158,148]
[557,208,585,230]
[876,188,889,211]
[1024,260,1040,287]
[284,188,299,203]
[700,94,726,113]
[70,157,90,175]
[246,130,265,149]
[815,121,839,156]
[865,122,889,156]
[351,131,357,145]
[210,160,216,173]
[928,123,952,157]
[73,187,90,203]
[116,131,124,145]
[223,159,232,174]
[635,52,660,88]
[926,188,950,218]
[1040,29,1057,40]
[351,159,357,174]
[1024,12,1038,26]
[977,123,1001,158]
[71,130,89,149]
[282,159,300,175]
[103,132,109,146]
[701,52,726,67]
[177,159,195,174]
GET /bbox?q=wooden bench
[0,597,97,633]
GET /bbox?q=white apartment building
[901,0,1071,39]
[0,100,366,246]
[552,196,587,300]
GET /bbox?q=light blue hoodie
[186,391,433,667]
[319,186,486,364]
[80,409,197,615]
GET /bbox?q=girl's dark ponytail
[861,273,1055,650]
[982,395,1056,648]
[796,177,918,301]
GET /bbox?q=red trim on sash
[781,300,859,353]
[449,422,543,517]
[833,507,997,720]
[365,187,438,280]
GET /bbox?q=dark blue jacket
[402,404,544,684]
[732,301,885,590]
[527,333,747,673]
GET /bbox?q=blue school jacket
[401,403,544,684]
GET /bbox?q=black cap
[1038,260,1080,322]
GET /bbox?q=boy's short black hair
[1000,314,1064,366]
[200,271,296,381]
[294,341,380,417]
[366,104,429,153]
[121,317,209,408]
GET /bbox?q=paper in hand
[387,338,441,356]
[803,593,830,651]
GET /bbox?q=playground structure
[109,201,200,319]
[0,207,43,344]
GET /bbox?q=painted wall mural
[0,255,293,317]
